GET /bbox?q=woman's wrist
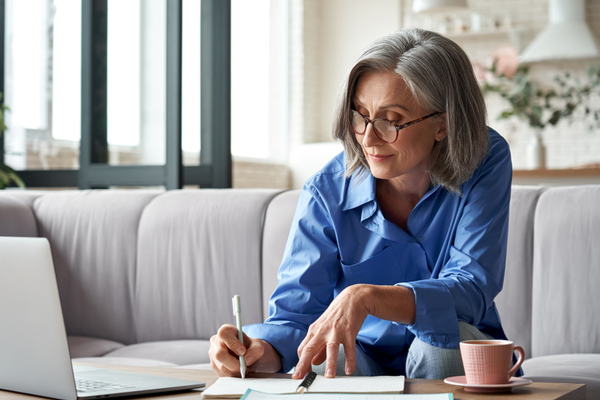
[253,339,283,373]
[358,284,416,325]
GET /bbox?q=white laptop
[0,236,205,399]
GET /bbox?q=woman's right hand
[209,324,283,376]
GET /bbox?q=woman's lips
[368,153,391,163]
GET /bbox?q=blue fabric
[245,128,513,375]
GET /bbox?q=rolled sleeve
[397,280,459,348]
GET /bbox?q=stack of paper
[202,375,405,399]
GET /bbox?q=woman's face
[353,70,446,185]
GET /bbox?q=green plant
[481,62,600,131]
[0,93,25,189]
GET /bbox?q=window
[230,0,288,162]
[1,0,231,189]
[4,0,81,171]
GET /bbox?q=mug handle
[508,345,525,378]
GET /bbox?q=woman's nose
[361,122,383,147]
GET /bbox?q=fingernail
[325,368,334,377]
[236,347,245,356]
[346,367,352,376]
[292,364,302,378]
[245,355,253,365]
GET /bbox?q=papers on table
[202,375,405,399]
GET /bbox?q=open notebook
[202,375,404,399]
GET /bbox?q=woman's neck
[375,175,432,232]
[379,171,432,201]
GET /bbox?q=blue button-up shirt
[245,128,513,374]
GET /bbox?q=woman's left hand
[293,284,371,379]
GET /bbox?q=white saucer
[444,376,533,393]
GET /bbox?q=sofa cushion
[134,189,283,343]
[261,189,301,319]
[0,190,49,208]
[495,185,544,359]
[67,336,125,358]
[103,340,211,365]
[0,193,39,237]
[523,354,600,399]
[531,185,600,358]
[34,190,161,345]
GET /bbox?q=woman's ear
[435,113,448,141]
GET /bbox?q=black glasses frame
[351,110,443,143]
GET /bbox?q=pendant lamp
[520,0,599,62]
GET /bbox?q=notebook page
[309,376,404,394]
[202,377,299,398]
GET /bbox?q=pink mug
[459,340,525,385]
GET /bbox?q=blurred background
[3,0,600,190]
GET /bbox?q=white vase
[526,130,546,170]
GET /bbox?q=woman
[209,28,513,380]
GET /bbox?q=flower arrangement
[477,46,600,131]
[474,45,600,169]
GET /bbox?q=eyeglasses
[350,109,442,143]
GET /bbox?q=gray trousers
[311,322,492,379]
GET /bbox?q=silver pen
[232,294,246,379]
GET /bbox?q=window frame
[0,0,231,189]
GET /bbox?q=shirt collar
[341,168,376,212]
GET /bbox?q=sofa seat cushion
[67,336,125,358]
[72,357,177,368]
[103,340,211,366]
[523,354,600,399]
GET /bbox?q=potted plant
[476,46,600,169]
[0,93,25,189]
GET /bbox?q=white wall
[303,0,402,143]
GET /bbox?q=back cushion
[0,193,39,237]
[495,186,544,359]
[134,189,282,343]
[531,185,600,357]
[34,191,160,345]
[261,189,301,319]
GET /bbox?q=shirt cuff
[243,323,306,373]
[397,280,460,349]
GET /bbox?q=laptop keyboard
[75,378,135,393]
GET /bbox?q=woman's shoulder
[487,127,510,155]
[302,151,357,207]
[459,127,512,192]
[304,151,346,186]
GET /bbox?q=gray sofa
[0,186,598,397]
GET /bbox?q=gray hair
[332,28,489,194]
